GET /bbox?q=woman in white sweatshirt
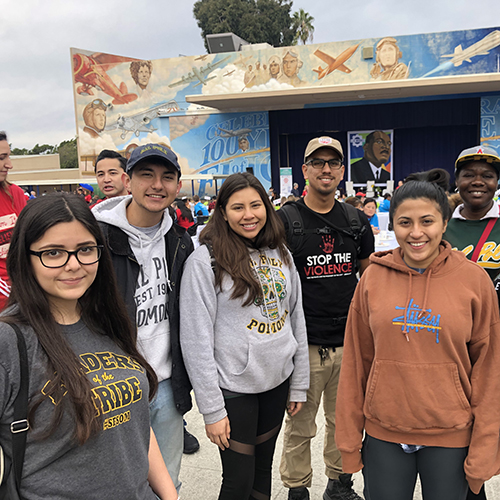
[180,173,309,500]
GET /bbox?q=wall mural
[71,27,500,193]
[170,112,270,195]
[481,95,500,156]
[348,130,393,186]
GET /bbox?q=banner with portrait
[348,130,393,186]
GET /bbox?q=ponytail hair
[389,170,451,230]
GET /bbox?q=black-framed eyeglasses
[30,246,103,268]
[307,158,343,170]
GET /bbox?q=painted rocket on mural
[442,30,500,66]
[313,45,360,79]
[424,30,500,77]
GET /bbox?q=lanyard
[470,218,497,263]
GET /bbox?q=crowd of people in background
[2,130,500,500]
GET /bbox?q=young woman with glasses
[0,192,178,499]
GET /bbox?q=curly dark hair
[130,60,153,86]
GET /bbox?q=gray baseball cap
[455,145,500,175]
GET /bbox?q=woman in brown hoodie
[336,177,500,500]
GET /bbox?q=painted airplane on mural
[73,52,140,105]
[169,56,231,88]
[313,44,360,79]
[233,54,253,68]
[216,126,252,138]
[442,30,500,66]
[424,30,500,77]
[105,101,179,139]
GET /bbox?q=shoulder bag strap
[470,218,497,263]
[8,323,30,493]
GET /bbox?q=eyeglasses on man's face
[307,158,343,170]
[30,245,103,268]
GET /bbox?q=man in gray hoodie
[92,144,193,491]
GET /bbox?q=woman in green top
[443,145,500,500]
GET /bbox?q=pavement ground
[179,398,500,499]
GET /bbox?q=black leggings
[218,379,290,500]
[362,434,468,500]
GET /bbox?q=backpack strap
[280,203,307,254]
[204,243,216,273]
[8,323,30,494]
[338,202,367,254]
[282,201,366,254]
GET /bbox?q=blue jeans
[149,378,183,492]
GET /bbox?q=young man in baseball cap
[93,144,193,492]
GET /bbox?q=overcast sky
[2,0,500,149]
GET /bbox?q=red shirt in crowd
[175,208,194,230]
[0,183,27,311]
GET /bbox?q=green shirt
[444,217,500,281]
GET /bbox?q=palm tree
[292,9,315,45]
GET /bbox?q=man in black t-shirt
[279,137,374,500]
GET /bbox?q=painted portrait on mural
[278,49,304,86]
[244,61,271,87]
[348,130,393,185]
[244,64,255,87]
[130,60,158,104]
[130,60,152,90]
[253,61,268,86]
[370,37,410,80]
[239,136,250,152]
[82,99,108,138]
[268,55,282,80]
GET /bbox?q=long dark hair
[200,172,291,306]
[177,199,193,222]
[3,192,157,444]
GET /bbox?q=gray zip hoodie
[93,196,173,382]
[180,244,310,424]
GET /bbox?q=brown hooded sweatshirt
[336,241,500,494]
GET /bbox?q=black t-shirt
[279,200,374,347]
